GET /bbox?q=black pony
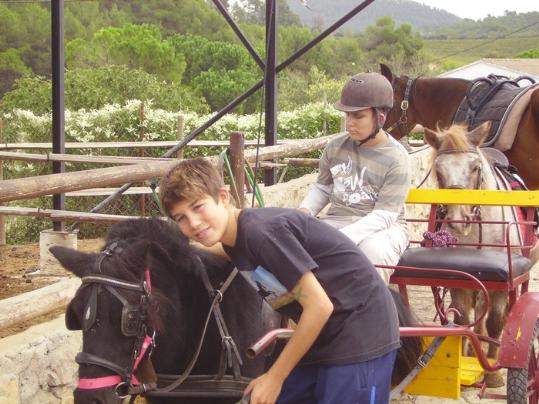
[52,218,273,403]
[52,218,421,403]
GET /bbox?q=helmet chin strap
[355,108,384,147]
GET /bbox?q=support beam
[51,0,65,231]
[264,0,278,186]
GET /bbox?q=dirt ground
[0,238,104,337]
[0,238,104,300]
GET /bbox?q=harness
[70,244,245,401]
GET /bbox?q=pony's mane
[436,124,472,153]
[100,218,197,332]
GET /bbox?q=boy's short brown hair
[159,157,224,215]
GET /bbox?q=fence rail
[0,139,294,150]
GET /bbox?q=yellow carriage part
[404,336,489,399]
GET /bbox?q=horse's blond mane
[436,124,472,153]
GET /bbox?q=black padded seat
[395,247,532,282]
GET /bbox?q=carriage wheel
[507,319,539,404]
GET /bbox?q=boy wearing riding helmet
[300,72,411,284]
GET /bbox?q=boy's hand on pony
[244,371,284,404]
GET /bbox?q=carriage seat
[394,247,532,282]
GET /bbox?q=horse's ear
[468,121,492,146]
[49,246,95,278]
[380,64,393,83]
[424,127,442,149]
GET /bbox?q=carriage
[248,187,539,403]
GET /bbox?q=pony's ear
[468,121,492,146]
[380,63,393,83]
[49,246,95,278]
[424,127,442,149]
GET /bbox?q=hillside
[286,0,461,34]
[424,36,539,66]
[427,11,539,39]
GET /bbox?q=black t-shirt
[223,208,400,366]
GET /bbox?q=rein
[152,266,241,395]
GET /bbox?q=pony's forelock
[430,124,474,167]
[437,124,472,152]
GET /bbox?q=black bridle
[73,243,157,398]
[386,77,415,136]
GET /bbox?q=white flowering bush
[2,102,343,243]
[2,100,342,147]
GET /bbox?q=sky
[407,0,538,20]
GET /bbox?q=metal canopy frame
[50,0,376,216]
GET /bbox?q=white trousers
[320,216,409,285]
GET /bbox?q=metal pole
[51,0,65,231]
[264,0,277,185]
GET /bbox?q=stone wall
[0,316,80,403]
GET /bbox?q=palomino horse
[423,122,537,388]
[380,64,539,189]
[52,218,421,403]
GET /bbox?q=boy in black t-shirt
[160,158,400,404]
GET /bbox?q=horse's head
[380,63,418,140]
[424,122,492,236]
[51,218,193,403]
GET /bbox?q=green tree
[1,66,209,113]
[361,17,426,73]
[0,49,31,95]
[66,24,186,83]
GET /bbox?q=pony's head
[424,122,492,235]
[51,218,194,403]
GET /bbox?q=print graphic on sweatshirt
[329,156,378,206]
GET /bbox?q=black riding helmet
[335,72,394,146]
